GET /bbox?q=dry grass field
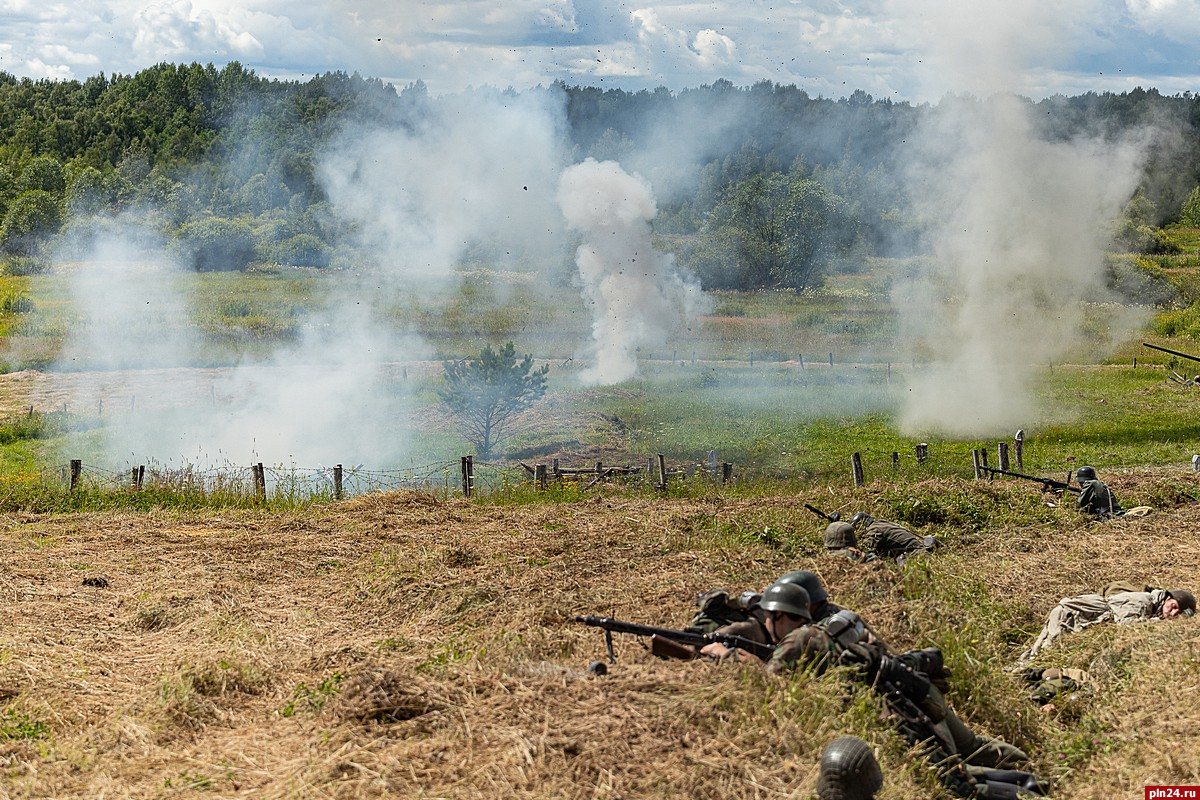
[2,471,1199,799]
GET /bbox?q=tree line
[1,64,1198,292]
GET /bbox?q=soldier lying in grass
[1017,585,1196,663]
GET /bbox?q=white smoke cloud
[894,95,1152,436]
[318,88,570,292]
[557,158,709,385]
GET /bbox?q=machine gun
[1143,341,1200,364]
[574,615,776,663]
[979,466,1080,494]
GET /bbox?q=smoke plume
[892,1,1153,435]
[557,158,708,385]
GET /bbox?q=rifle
[979,466,1080,494]
[805,503,840,522]
[574,615,776,663]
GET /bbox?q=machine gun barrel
[1143,342,1200,364]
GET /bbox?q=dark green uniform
[1077,479,1122,516]
[858,519,932,560]
[764,616,1035,798]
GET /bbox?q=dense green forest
[1,62,1199,292]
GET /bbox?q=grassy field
[1,232,1200,798]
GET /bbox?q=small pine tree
[439,342,549,460]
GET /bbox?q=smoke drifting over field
[892,1,1153,435]
[558,158,708,385]
[48,87,715,469]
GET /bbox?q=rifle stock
[979,466,1081,494]
[574,615,775,661]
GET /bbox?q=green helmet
[776,569,829,604]
[825,522,858,550]
[817,736,883,800]
[759,582,812,620]
[1076,465,1097,482]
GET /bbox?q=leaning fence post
[253,462,266,502]
[657,454,667,492]
[333,464,343,500]
[851,452,864,487]
[137,465,145,490]
[998,442,1010,472]
[1014,429,1025,470]
[971,450,981,480]
[69,459,82,491]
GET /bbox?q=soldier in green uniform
[849,513,937,563]
[703,583,1043,799]
[1074,466,1123,516]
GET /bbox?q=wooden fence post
[460,456,473,498]
[998,443,1009,472]
[916,442,928,463]
[1014,429,1025,470]
[535,463,547,490]
[722,463,733,484]
[798,354,804,369]
[829,352,834,367]
[851,452,864,487]
[657,454,667,492]
[137,465,145,490]
[980,447,989,471]
[253,462,266,502]
[333,464,343,500]
[891,451,899,471]
[971,450,981,479]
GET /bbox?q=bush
[172,217,258,271]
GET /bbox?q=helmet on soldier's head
[759,582,812,620]
[1168,589,1197,617]
[776,570,829,604]
[825,522,858,550]
[816,736,883,800]
[848,512,874,529]
[1076,465,1097,482]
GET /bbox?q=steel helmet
[825,522,858,549]
[1075,465,1097,482]
[758,582,812,620]
[816,736,883,800]
[776,570,829,604]
[1168,589,1197,617]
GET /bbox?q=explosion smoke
[892,1,1154,435]
[557,158,708,385]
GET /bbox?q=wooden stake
[851,452,864,487]
[333,464,343,500]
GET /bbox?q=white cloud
[1125,0,1200,39]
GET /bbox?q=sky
[1,0,1198,102]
